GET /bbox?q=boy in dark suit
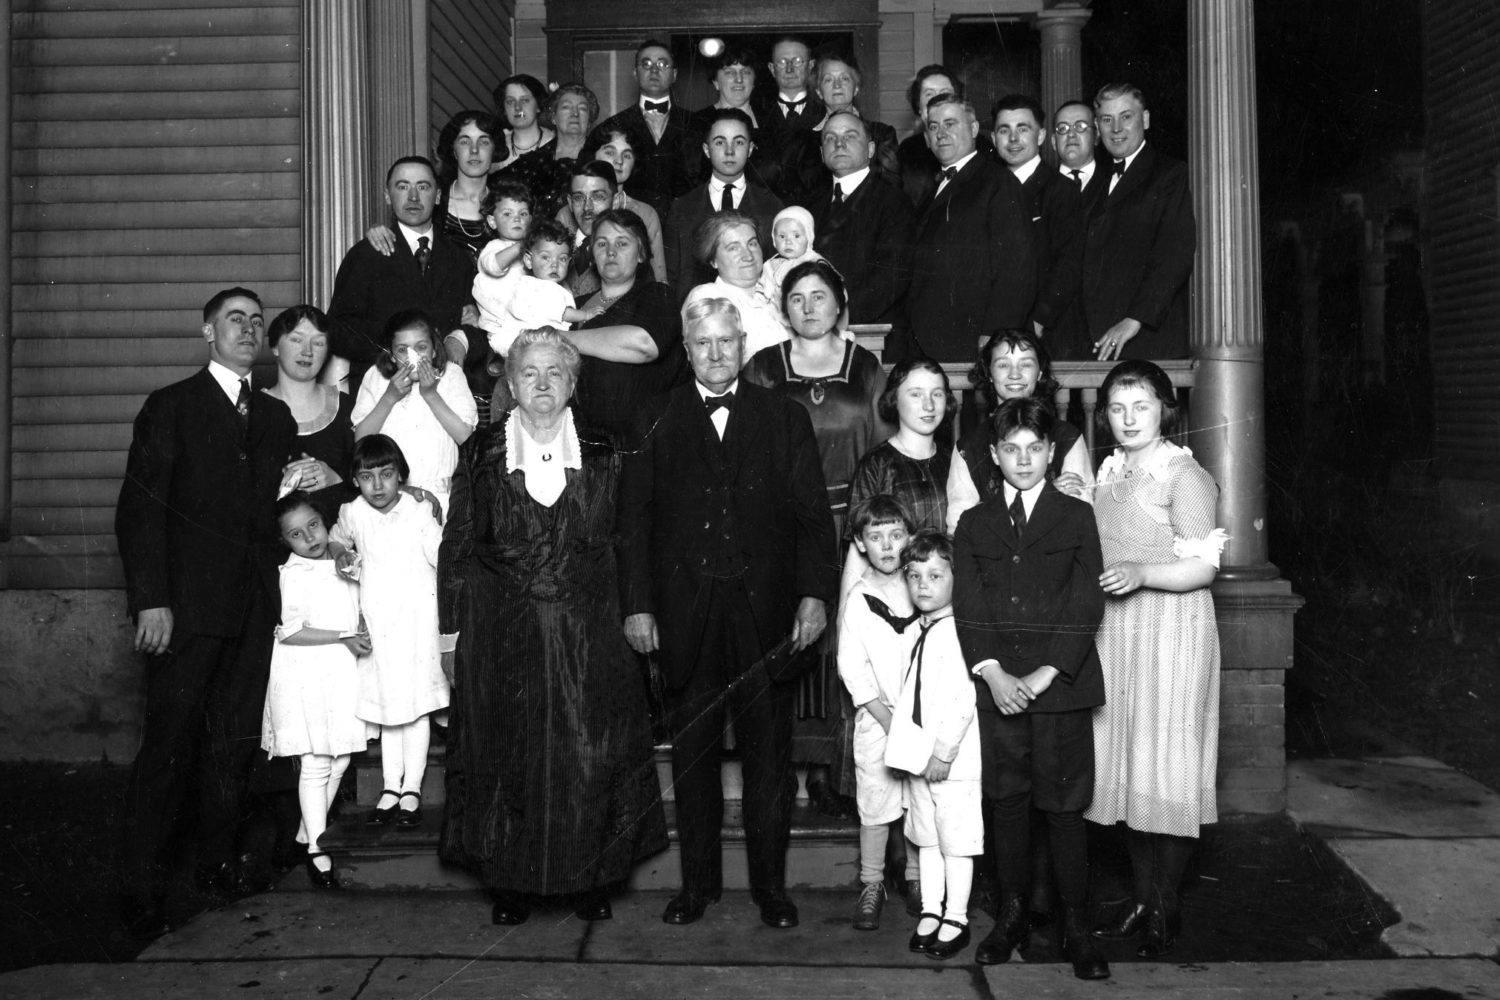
[952,398,1110,980]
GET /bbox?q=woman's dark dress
[498,141,575,219]
[572,280,686,440]
[437,421,667,894]
[742,339,889,767]
[848,438,952,537]
[957,415,1082,505]
[266,386,357,521]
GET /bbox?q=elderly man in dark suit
[903,94,1037,363]
[991,94,1083,342]
[664,109,783,302]
[1083,83,1197,361]
[115,287,297,936]
[753,35,826,206]
[326,156,476,392]
[1042,99,1109,359]
[590,40,700,221]
[619,297,838,930]
[812,110,916,341]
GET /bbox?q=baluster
[1055,385,1071,425]
[1081,387,1098,453]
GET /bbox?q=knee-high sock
[1127,826,1155,905]
[941,855,973,927]
[1045,809,1089,909]
[325,755,349,816]
[299,754,334,852]
[1152,832,1196,906]
[919,845,946,920]
[859,824,890,885]
[400,717,430,797]
[989,793,1031,892]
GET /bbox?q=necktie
[778,97,805,116]
[1070,168,1084,187]
[235,378,251,422]
[828,183,849,227]
[831,185,844,206]
[704,392,734,414]
[863,593,919,634]
[909,619,943,727]
[643,99,669,115]
[719,182,735,212]
[1009,491,1027,538]
[415,235,431,275]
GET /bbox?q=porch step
[321,799,861,892]
[350,743,818,807]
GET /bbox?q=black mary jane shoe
[924,918,971,961]
[908,912,942,953]
[1091,901,1148,940]
[366,789,400,826]
[304,850,341,890]
[395,791,423,828]
[491,892,531,925]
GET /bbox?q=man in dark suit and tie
[754,36,828,207]
[618,297,839,929]
[1083,83,1197,361]
[326,156,476,392]
[590,40,700,221]
[664,109,784,302]
[115,288,297,936]
[812,111,916,341]
[991,94,1083,344]
[897,65,997,209]
[1044,99,1109,359]
[903,94,1037,363]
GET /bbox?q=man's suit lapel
[719,383,762,477]
[1020,484,1068,550]
[919,155,980,228]
[194,368,247,443]
[1099,143,1155,214]
[680,386,730,479]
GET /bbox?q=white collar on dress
[505,405,583,475]
[1098,438,1190,483]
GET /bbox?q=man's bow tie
[704,392,735,414]
[643,99,670,115]
[1110,158,1126,177]
[778,97,806,114]
[864,593,920,633]
[941,166,958,182]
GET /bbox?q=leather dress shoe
[908,912,941,953]
[491,891,531,925]
[1091,901,1148,940]
[924,918,971,960]
[753,889,799,929]
[974,892,1028,965]
[574,891,613,921]
[662,889,718,925]
[1135,903,1179,958]
[1062,908,1111,980]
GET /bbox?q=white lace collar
[504,406,583,475]
[1099,439,1190,483]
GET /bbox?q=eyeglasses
[1053,121,1094,135]
[638,58,673,71]
[774,58,807,69]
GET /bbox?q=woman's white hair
[509,327,582,383]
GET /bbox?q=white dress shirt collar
[1011,154,1042,184]
[1060,159,1096,187]
[1001,478,1047,519]
[708,175,745,208]
[396,221,434,256]
[833,166,871,198]
[935,151,979,195]
[206,360,248,406]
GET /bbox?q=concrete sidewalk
[3,753,1499,999]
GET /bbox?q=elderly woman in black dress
[504,83,600,217]
[438,328,667,925]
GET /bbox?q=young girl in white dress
[331,435,449,829]
[261,491,371,888]
[352,309,478,518]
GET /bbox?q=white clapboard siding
[6,0,301,589]
[429,0,514,136]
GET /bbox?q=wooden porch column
[1036,3,1091,117]
[303,0,371,315]
[1187,0,1303,814]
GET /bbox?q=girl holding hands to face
[352,310,479,518]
